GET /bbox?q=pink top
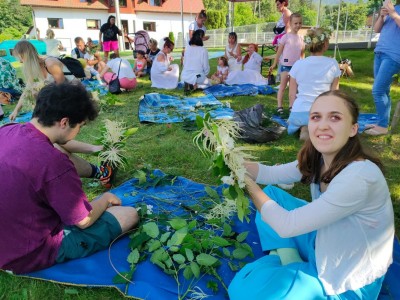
[279,33,304,67]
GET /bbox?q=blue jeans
[372,52,400,128]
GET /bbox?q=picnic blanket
[20,170,400,300]
[81,79,109,96]
[271,113,380,133]
[204,84,276,98]
[0,111,32,126]
[138,93,234,123]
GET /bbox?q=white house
[21,0,205,52]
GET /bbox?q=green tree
[203,0,227,11]
[322,2,368,30]
[234,3,260,26]
[207,10,226,29]
[0,0,32,37]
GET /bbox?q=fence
[202,22,378,49]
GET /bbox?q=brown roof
[134,0,204,14]
[20,0,108,10]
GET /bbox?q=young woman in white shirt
[229,90,394,300]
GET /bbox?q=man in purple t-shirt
[0,82,139,274]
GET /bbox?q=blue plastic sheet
[138,93,234,123]
[204,84,276,98]
[18,171,400,299]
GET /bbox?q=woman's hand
[9,110,18,122]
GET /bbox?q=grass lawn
[1,48,399,299]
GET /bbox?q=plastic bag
[233,104,286,143]
[108,74,121,94]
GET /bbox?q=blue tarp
[204,84,276,98]
[271,113,380,133]
[138,93,234,123]
[0,111,32,126]
[21,170,400,299]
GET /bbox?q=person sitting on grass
[150,37,179,90]
[229,90,394,300]
[0,82,139,274]
[146,38,161,78]
[225,43,268,86]
[181,29,210,94]
[71,36,106,85]
[210,56,229,84]
[134,50,148,78]
[100,53,137,91]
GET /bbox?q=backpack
[58,55,86,78]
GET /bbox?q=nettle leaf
[143,222,159,238]
[190,261,201,278]
[222,223,233,237]
[228,261,239,272]
[233,248,250,260]
[236,231,249,243]
[205,186,220,201]
[129,232,151,249]
[195,115,205,129]
[168,219,187,230]
[167,227,188,247]
[183,265,193,280]
[127,248,140,264]
[188,220,197,230]
[196,253,218,266]
[223,248,231,257]
[124,127,138,137]
[133,169,147,185]
[172,254,186,264]
[160,232,171,243]
[185,248,194,261]
[235,185,250,222]
[211,236,231,247]
[148,240,162,252]
[113,269,134,284]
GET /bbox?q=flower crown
[304,27,333,46]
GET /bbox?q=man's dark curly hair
[33,82,99,127]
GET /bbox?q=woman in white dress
[225,32,242,72]
[225,43,268,86]
[181,30,210,93]
[150,38,179,90]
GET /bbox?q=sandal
[276,107,284,115]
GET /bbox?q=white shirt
[290,56,341,113]
[256,160,394,295]
[181,45,210,84]
[243,52,263,72]
[106,58,135,79]
[188,21,206,33]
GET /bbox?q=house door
[121,20,129,50]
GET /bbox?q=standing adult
[229,90,394,299]
[0,82,139,274]
[99,53,137,91]
[37,28,64,57]
[151,38,179,90]
[225,32,242,72]
[274,0,292,34]
[188,10,209,41]
[366,0,400,136]
[288,27,341,140]
[99,16,122,62]
[181,30,210,93]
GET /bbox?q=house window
[108,0,127,7]
[143,21,156,32]
[149,0,162,6]
[48,18,64,29]
[87,19,101,29]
